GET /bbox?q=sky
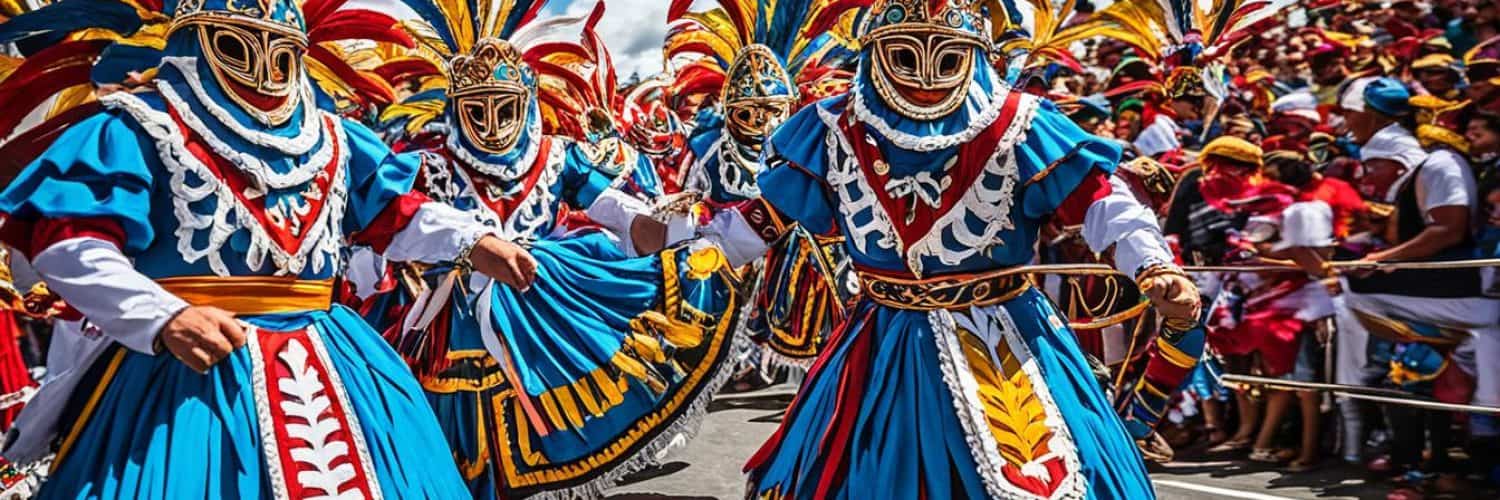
[349,0,685,79]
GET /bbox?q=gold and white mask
[448,38,536,155]
[861,0,989,121]
[171,0,310,126]
[721,45,795,147]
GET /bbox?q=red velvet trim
[6,217,127,260]
[839,90,1022,247]
[1053,170,1113,227]
[351,192,432,254]
[169,108,342,256]
[812,309,874,499]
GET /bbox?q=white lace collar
[849,79,1009,153]
[818,94,1039,276]
[443,115,544,182]
[102,91,348,277]
[160,57,322,157]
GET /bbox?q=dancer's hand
[159,306,246,373]
[1139,270,1200,323]
[470,235,537,291]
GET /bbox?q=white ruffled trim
[444,114,543,182]
[161,57,321,157]
[819,105,901,258]
[850,80,1010,152]
[451,139,563,242]
[714,133,763,200]
[157,78,333,192]
[103,92,348,277]
[245,325,289,500]
[820,96,1038,277]
[758,348,816,371]
[930,305,1087,500]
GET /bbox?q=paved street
[605,387,1401,500]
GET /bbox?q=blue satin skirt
[39,305,468,499]
[746,288,1154,500]
[406,233,740,498]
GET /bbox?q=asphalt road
[605,387,1400,500]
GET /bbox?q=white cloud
[347,0,672,79]
[562,0,669,79]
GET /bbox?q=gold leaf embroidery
[957,329,1054,467]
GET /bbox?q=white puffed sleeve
[1082,175,1174,276]
[31,237,188,354]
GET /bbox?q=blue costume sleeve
[560,141,615,209]
[342,119,421,233]
[758,100,839,235]
[1016,100,1122,219]
[630,151,663,197]
[687,110,723,159]
[0,111,156,252]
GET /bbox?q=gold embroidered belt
[858,268,1033,311]
[157,276,334,315]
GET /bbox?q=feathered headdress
[524,0,619,141]
[0,0,413,177]
[383,0,571,137]
[665,0,862,107]
[0,0,156,179]
[301,0,417,111]
[620,74,685,158]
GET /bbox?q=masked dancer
[363,0,743,497]
[666,0,860,370]
[669,0,1200,497]
[0,0,563,496]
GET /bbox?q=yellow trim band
[157,276,334,315]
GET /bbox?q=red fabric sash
[252,326,379,499]
[452,137,555,222]
[837,90,1023,248]
[170,109,341,257]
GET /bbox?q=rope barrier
[1019,258,1500,276]
[1219,374,1500,415]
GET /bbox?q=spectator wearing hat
[1338,78,1500,484]
[1268,91,1325,138]
[1164,138,1276,455]
[1466,36,1500,112]
[1134,67,1212,159]
[1411,53,1465,100]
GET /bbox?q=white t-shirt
[1134,114,1180,157]
[1415,147,1477,223]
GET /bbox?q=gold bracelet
[1134,263,1188,287]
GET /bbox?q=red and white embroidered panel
[248,326,383,500]
[931,306,1086,500]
